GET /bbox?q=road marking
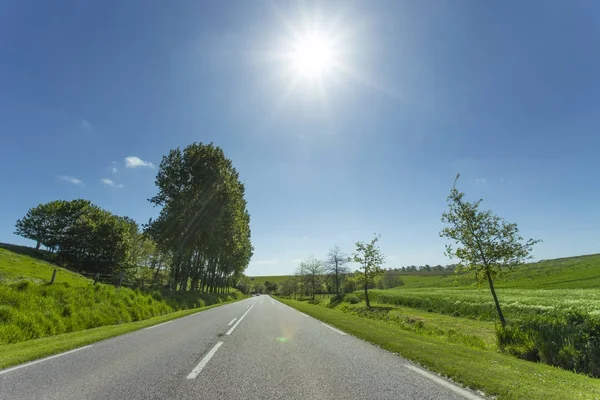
[227,317,237,326]
[186,342,223,379]
[0,345,93,376]
[321,323,346,335]
[143,321,172,330]
[226,302,256,335]
[404,365,484,400]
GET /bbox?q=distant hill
[250,253,600,290]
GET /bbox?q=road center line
[404,365,483,400]
[0,345,93,376]
[143,321,172,330]
[227,317,237,326]
[186,342,223,379]
[226,302,256,335]
[321,323,346,335]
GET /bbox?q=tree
[325,245,350,296]
[279,279,297,298]
[353,234,385,308]
[440,174,540,327]
[14,203,54,249]
[147,142,253,293]
[301,255,324,301]
[264,281,278,293]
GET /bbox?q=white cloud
[291,258,303,263]
[251,260,278,265]
[58,175,83,185]
[125,156,154,169]
[80,119,92,130]
[111,161,117,174]
[475,178,487,184]
[101,178,124,188]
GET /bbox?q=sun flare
[290,34,335,79]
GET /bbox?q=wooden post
[93,273,100,285]
[116,270,125,289]
[50,269,57,285]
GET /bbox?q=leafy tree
[325,245,350,296]
[353,234,385,308]
[440,174,541,327]
[264,281,278,293]
[147,142,253,293]
[301,255,324,301]
[279,279,297,298]
[15,203,53,249]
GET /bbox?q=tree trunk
[36,241,41,250]
[335,261,339,296]
[486,269,506,327]
[364,265,370,308]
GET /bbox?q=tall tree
[147,142,253,293]
[353,234,385,308]
[440,174,540,327]
[301,255,324,301]
[325,245,349,296]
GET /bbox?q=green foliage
[440,174,540,326]
[345,294,361,304]
[147,142,253,293]
[377,269,405,289]
[14,200,135,274]
[0,280,244,344]
[497,312,600,378]
[352,234,385,307]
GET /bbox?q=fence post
[116,270,125,289]
[50,269,57,285]
[93,273,100,285]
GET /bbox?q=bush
[497,312,600,377]
[0,281,244,344]
[345,295,361,304]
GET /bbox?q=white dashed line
[0,345,93,375]
[321,323,346,335]
[227,317,237,326]
[186,342,223,379]
[226,302,256,335]
[404,365,484,400]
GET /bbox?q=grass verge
[278,298,600,400]
[0,297,245,370]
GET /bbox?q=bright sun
[290,34,335,79]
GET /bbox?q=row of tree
[15,142,253,294]
[145,143,253,294]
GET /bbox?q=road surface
[0,295,484,400]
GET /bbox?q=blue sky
[1,1,600,276]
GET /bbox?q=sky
[1,1,600,276]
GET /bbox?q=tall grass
[0,281,242,344]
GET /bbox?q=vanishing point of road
[0,295,484,400]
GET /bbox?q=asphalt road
[0,295,484,400]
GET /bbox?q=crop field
[365,287,600,321]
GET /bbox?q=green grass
[364,287,600,321]
[279,298,600,400]
[0,298,244,370]
[0,248,90,286]
[249,275,292,286]
[0,281,244,344]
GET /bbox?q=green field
[0,247,91,286]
